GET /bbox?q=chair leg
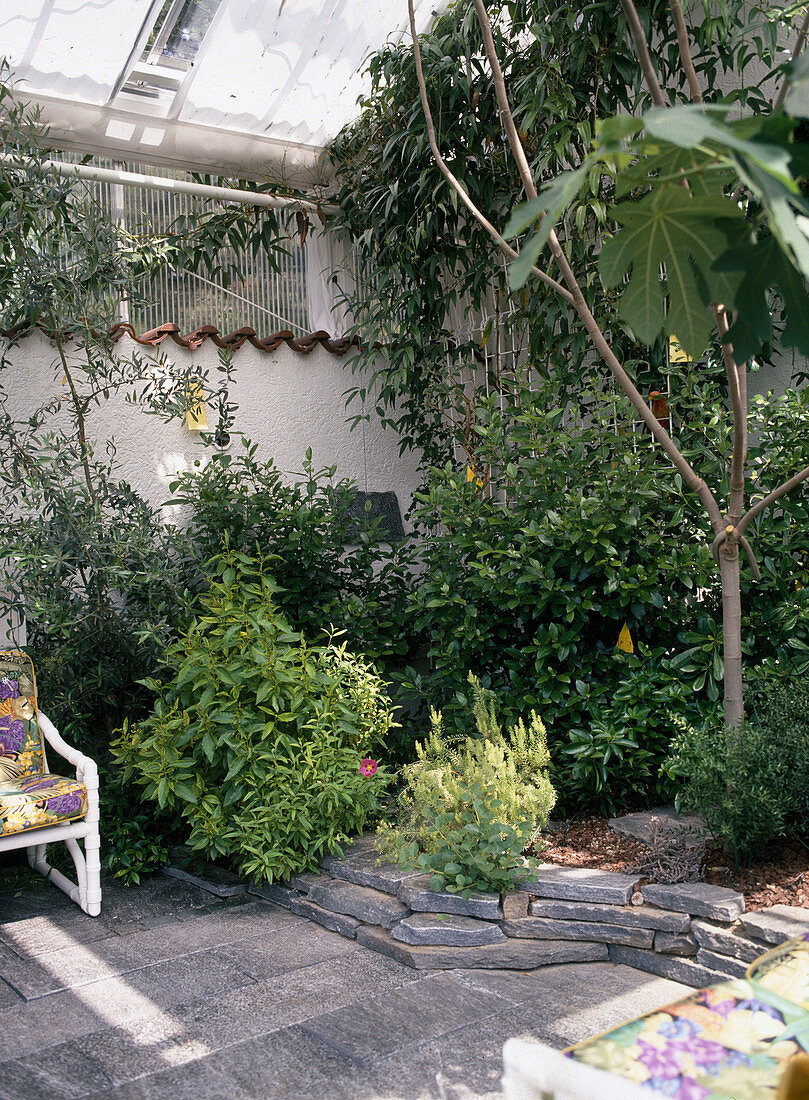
[27,835,102,917]
[81,822,102,917]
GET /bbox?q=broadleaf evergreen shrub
[112,549,395,882]
[377,675,555,895]
[667,699,807,865]
[167,442,414,668]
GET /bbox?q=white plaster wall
[2,330,422,526]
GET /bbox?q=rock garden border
[166,835,809,988]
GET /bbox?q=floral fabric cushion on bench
[0,651,46,781]
[0,652,88,838]
[566,962,809,1098]
[747,934,809,1013]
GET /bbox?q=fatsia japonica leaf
[715,234,809,363]
[598,186,747,357]
[643,105,797,190]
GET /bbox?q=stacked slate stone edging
[245,836,809,985]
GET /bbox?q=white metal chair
[0,652,101,916]
[502,1038,651,1100]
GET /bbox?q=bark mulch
[540,817,809,912]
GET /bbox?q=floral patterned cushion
[747,935,809,1013]
[566,973,809,1099]
[0,651,45,781]
[0,773,88,836]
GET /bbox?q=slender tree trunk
[719,539,743,728]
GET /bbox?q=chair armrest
[37,712,98,786]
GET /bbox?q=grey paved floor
[0,866,689,1099]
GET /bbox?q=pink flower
[359,757,378,777]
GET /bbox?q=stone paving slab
[290,895,361,938]
[609,807,707,845]
[696,948,749,979]
[398,875,503,919]
[322,836,420,896]
[162,864,247,897]
[0,865,694,1100]
[392,912,506,947]
[358,925,609,970]
[503,916,654,949]
[299,971,509,1066]
[523,866,640,905]
[690,920,761,963]
[0,901,300,1001]
[642,883,744,922]
[308,878,409,928]
[739,905,809,945]
[0,978,22,1011]
[609,944,727,988]
[528,898,690,933]
[217,920,360,981]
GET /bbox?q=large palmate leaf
[598,186,746,357]
[715,234,809,363]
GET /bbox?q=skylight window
[121,0,221,104]
[143,0,221,69]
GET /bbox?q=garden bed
[541,817,809,912]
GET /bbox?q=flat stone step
[739,905,809,945]
[523,866,640,905]
[248,882,298,908]
[642,883,744,922]
[503,917,653,949]
[696,948,749,979]
[391,912,506,947]
[357,925,608,970]
[609,807,707,845]
[654,931,697,956]
[290,896,361,939]
[529,899,690,933]
[308,879,409,929]
[398,875,503,920]
[162,864,246,897]
[288,871,331,894]
[690,920,762,963]
[608,944,727,989]
[322,835,420,895]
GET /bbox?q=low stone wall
[241,836,809,986]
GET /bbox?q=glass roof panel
[0,0,446,181]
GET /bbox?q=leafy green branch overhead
[508,101,809,364]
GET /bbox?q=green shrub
[668,718,794,864]
[558,648,703,815]
[377,675,555,895]
[100,765,174,885]
[112,549,395,882]
[167,442,412,666]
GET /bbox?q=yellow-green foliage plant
[112,548,395,883]
[377,674,555,896]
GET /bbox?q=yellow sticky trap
[668,335,693,364]
[185,380,208,430]
[466,464,485,490]
[617,622,634,654]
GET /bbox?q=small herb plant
[112,549,395,883]
[377,674,556,896]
